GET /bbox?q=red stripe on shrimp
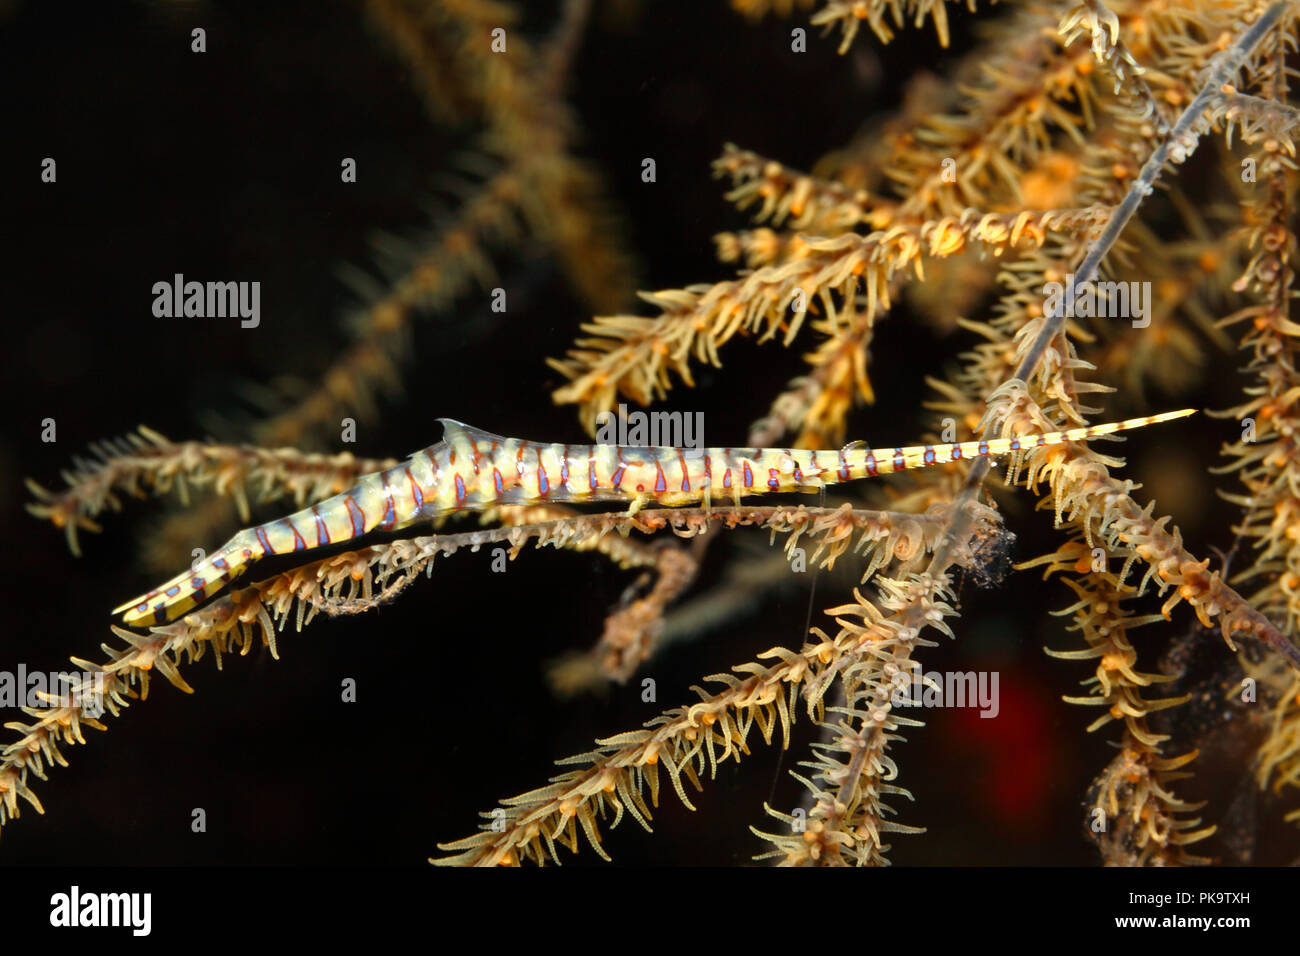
[406,468,424,511]
[345,495,366,536]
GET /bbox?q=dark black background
[0,0,1293,869]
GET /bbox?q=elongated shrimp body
[116,410,1195,626]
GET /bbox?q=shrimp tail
[114,532,256,627]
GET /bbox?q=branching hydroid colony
[9,0,1300,866]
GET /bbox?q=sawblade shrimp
[115,409,1196,626]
